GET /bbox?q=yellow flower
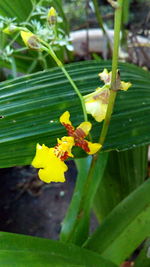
[99,68,132,91]
[60,111,101,154]
[32,111,101,183]
[84,86,110,122]
[32,144,67,183]
[84,69,132,122]
[20,31,42,50]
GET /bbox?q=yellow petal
[60,111,72,125]
[48,7,57,17]
[86,141,102,154]
[85,99,108,122]
[98,69,111,84]
[31,143,51,168]
[57,136,75,157]
[121,81,132,91]
[32,146,68,183]
[38,151,68,183]
[77,122,92,136]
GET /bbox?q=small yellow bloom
[120,81,132,91]
[99,68,132,91]
[47,7,57,24]
[32,143,68,183]
[20,31,42,50]
[56,136,75,158]
[84,87,110,122]
[60,111,101,154]
[84,69,132,122]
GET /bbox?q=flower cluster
[32,111,101,183]
[84,69,132,122]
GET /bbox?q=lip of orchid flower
[31,136,75,183]
[60,111,101,154]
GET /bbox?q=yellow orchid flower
[84,86,110,122]
[32,136,74,183]
[99,68,132,91]
[60,111,101,154]
[84,69,132,122]
[32,112,101,183]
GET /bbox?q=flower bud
[20,31,42,50]
[47,7,57,25]
[3,25,19,34]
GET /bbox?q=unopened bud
[3,25,18,34]
[20,31,42,50]
[47,7,57,25]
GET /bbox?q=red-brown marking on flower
[73,128,86,140]
[75,140,90,153]
[54,144,69,161]
[62,123,74,136]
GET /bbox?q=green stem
[10,57,17,78]
[67,0,123,242]
[93,0,113,53]
[99,0,123,146]
[43,44,88,122]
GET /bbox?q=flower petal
[99,69,111,84]
[60,111,72,126]
[86,141,102,154]
[85,99,108,122]
[57,136,75,157]
[37,148,68,183]
[31,143,51,168]
[121,81,132,91]
[77,122,92,136]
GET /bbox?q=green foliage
[0,60,149,167]
[0,232,117,267]
[94,145,148,221]
[84,178,150,265]
[60,152,108,245]
[0,0,32,21]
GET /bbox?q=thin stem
[43,43,88,122]
[99,0,123,146]
[93,0,113,53]
[10,57,17,78]
[69,0,123,240]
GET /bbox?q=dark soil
[0,161,79,240]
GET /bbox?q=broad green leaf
[0,232,117,267]
[60,152,108,245]
[134,238,150,267]
[84,178,150,265]
[0,0,33,21]
[0,61,150,167]
[94,145,148,221]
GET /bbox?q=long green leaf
[60,152,108,245]
[84,178,150,265]
[94,145,148,221]
[0,232,117,267]
[0,0,32,21]
[0,60,150,167]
